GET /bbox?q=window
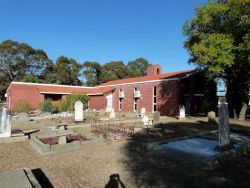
[119,98,123,111]
[134,88,138,111]
[119,89,123,111]
[157,68,160,74]
[153,86,157,111]
[134,99,138,111]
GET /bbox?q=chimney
[147,64,162,76]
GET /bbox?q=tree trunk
[238,103,248,120]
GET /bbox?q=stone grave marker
[58,125,67,144]
[218,103,230,149]
[179,105,185,119]
[208,111,216,123]
[18,113,29,122]
[0,108,11,138]
[99,109,105,117]
[74,101,83,122]
[109,109,116,120]
[153,111,160,123]
[141,108,146,117]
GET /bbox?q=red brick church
[6,64,205,116]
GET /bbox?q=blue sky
[0,0,207,73]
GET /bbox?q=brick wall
[91,80,182,116]
[88,95,106,110]
[7,79,192,116]
[7,84,44,112]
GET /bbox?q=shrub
[15,101,31,113]
[52,101,60,112]
[57,99,69,112]
[66,93,89,112]
[40,99,54,113]
[0,103,4,108]
[55,94,89,112]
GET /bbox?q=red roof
[9,82,114,95]
[98,69,196,86]
[9,69,196,94]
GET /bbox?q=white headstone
[109,109,116,119]
[179,105,185,119]
[208,111,216,123]
[74,101,83,122]
[0,108,11,138]
[141,108,146,117]
[142,115,149,126]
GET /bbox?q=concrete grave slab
[0,168,41,188]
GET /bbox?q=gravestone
[109,109,116,120]
[74,101,83,122]
[217,103,231,150]
[17,113,29,123]
[58,125,67,144]
[179,105,185,119]
[142,115,150,126]
[141,108,146,117]
[208,111,216,123]
[99,109,105,117]
[153,111,160,123]
[0,108,11,138]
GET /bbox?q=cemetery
[1,99,250,187]
[0,0,249,187]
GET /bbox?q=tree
[203,78,218,114]
[54,56,81,85]
[41,60,57,83]
[0,40,52,99]
[82,61,101,86]
[183,0,250,120]
[127,58,149,77]
[100,61,128,83]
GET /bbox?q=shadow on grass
[31,168,53,188]
[123,121,250,188]
[105,174,126,188]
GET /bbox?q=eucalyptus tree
[183,0,250,119]
[0,40,52,99]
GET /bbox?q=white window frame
[153,86,157,112]
[134,88,138,112]
[119,89,123,111]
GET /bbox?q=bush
[40,99,54,113]
[15,101,31,113]
[52,101,60,112]
[55,94,89,112]
[66,93,89,112]
[57,99,69,112]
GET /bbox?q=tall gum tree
[183,0,250,120]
